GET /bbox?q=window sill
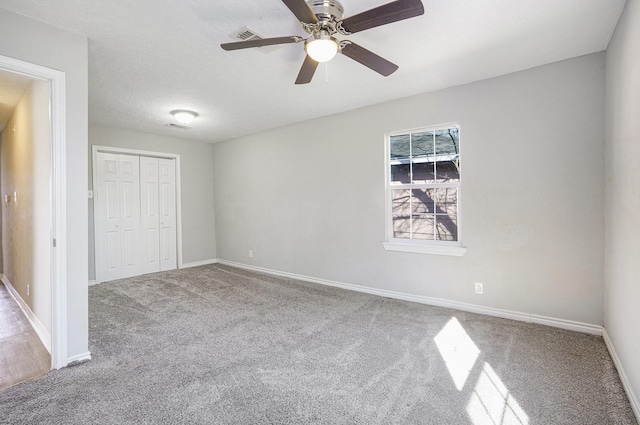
[382,242,467,256]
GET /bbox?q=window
[383,123,465,255]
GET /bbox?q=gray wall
[0,10,89,359]
[604,0,640,416]
[213,53,606,325]
[1,80,52,336]
[88,124,217,280]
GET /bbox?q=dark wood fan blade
[339,0,424,34]
[295,55,319,84]
[221,36,303,51]
[282,0,318,24]
[341,42,398,76]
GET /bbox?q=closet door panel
[140,156,161,274]
[117,154,141,279]
[158,158,177,271]
[97,153,121,281]
[96,153,141,282]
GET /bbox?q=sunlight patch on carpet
[434,317,480,391]
[466,362,529,425]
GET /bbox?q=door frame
[0,55,68,369]
[92,145,183,284]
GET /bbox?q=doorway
[0,54,67,371]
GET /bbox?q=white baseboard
[0,274,52,353]
[90,260,218,286]
[216,260,603,336]
[603,329,640,422]
[180,259,218,269]
[67,351,91,365]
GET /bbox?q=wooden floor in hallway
[0,282,50,391]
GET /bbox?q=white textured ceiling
[0,69,32,132]
[0,0,626,143]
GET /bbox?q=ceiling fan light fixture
[305,33,339,63]
[171,109,198,125]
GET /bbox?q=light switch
[13,192,17,203]
[88,190,94,199]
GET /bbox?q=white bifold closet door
[96,153,142,282]
[140,156,177,274]
[96,152,177,283]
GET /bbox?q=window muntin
[387,125,460,244]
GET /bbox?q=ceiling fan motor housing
[307,0,345,23]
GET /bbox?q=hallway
[0,282,50,391]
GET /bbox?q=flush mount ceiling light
[171,110,198,125]
[304,31,339,63]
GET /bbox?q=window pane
[392,214,411,239]
[435,160,459,182]
[411,132,434,158]
[412,160,435,183]
[435,128,459,156]
[412,214,435,240]
[435,215,458,241]
[434,188,457,215]
[412,132,435,183]
[434,128,459,182]
[392,189,411,215]
[411,189,435,213]
[390,134,410,160]
[391,163,410,184]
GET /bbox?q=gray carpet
[0,264,636,424]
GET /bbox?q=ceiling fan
[221,0,425,84]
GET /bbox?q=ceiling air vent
[232,26,263,41]
[230,26,276,53]
[166,123,190,130]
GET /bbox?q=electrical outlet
[13,192,17,203]
[249,250,253,258]
[27,284,30,296]
[474,282,483,294]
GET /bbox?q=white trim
[180,259,219,269]
[88,280,97,287]
[1,274,52,354]
[0,55,68,370]
[388,121,461,136]
[92,145,179,159]
[66,351,91,365]
[382,242,467,256]
[217,260,603,335]
[603,329,640,422]
[91,145,183,283]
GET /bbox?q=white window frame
[382,122,466,256]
